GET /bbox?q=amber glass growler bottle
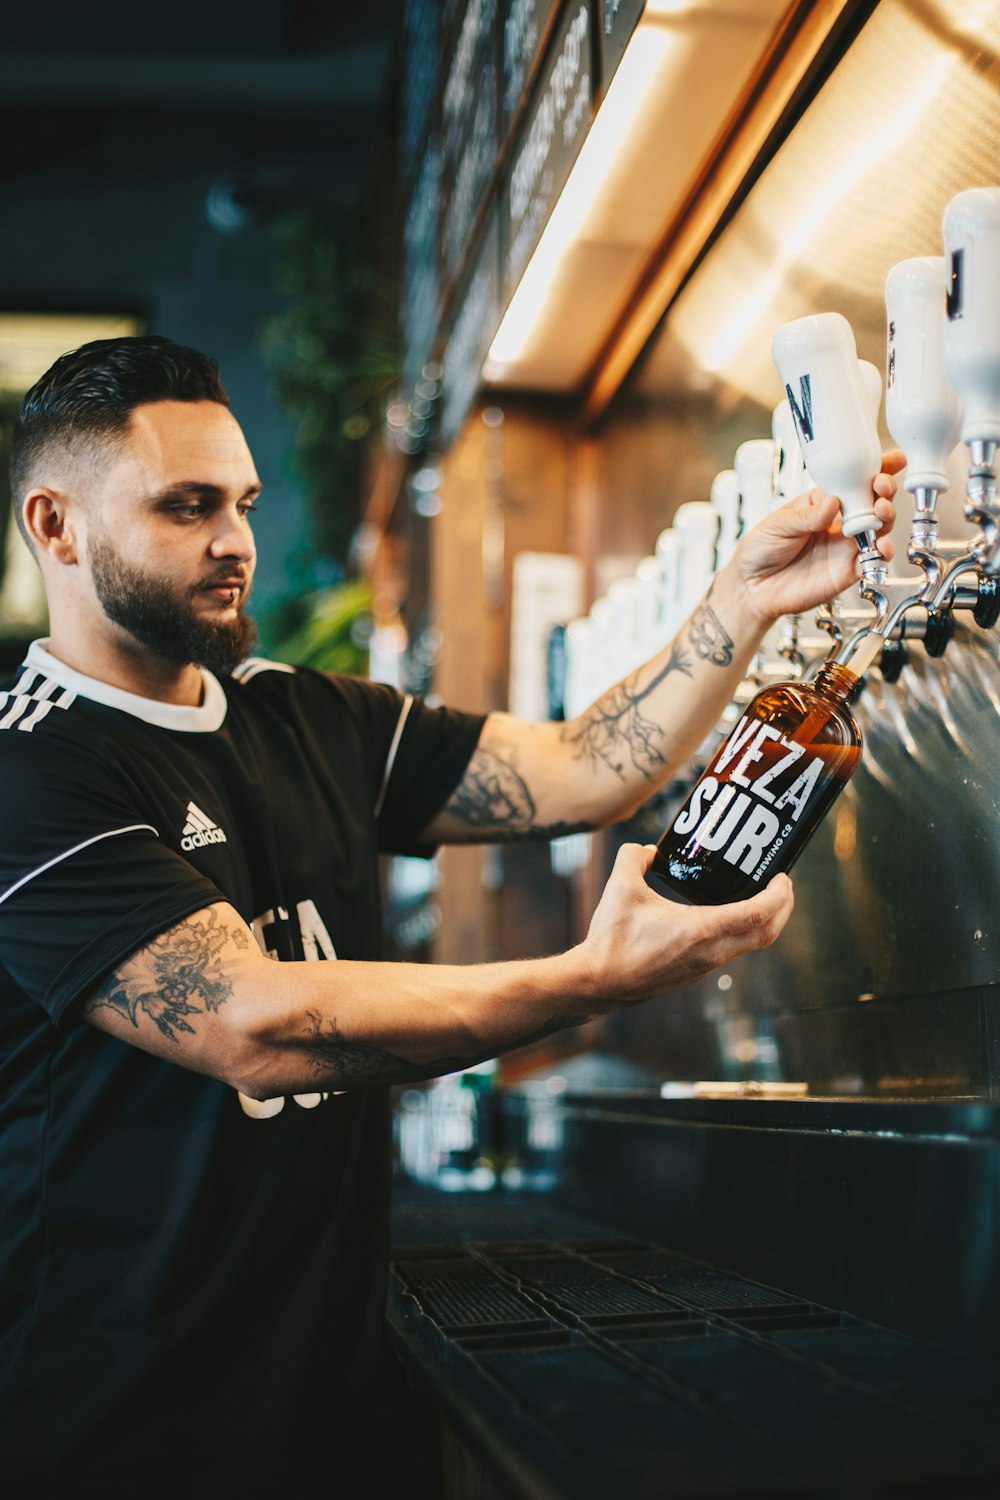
[650,661,863,905]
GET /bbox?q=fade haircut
[10,335,229,547]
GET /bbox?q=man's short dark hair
[10,335,230,546]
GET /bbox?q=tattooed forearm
[447,747,536,828]
[444,746,594,840]
[83,907,237,1044]
[299,1010,593,1087]
[559,638,692,782]
[688,597,735,666]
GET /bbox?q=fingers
[611,842,658,881]
[697,874,795,962]
[879,448,907,477]
[871,453,903,562]
[872,498,896,564]
[762,488,837,540]
[800,490,840,534]
[716,873,793,938]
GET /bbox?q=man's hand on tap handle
[729,449,906,627]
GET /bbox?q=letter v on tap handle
[772,311,889,682]
[771,313,883,541]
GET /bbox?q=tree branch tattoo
[688,597,734,666]
[84,907,242,1044]
[300,1009,594,1088]
[559,638,693,782]
[444,746,593,841]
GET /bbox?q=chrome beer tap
[860,253,967,673]
[929,187,1000,618]
[866,191,1000,674]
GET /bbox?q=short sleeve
[374,695,486,857]
[0,743,222,1024]
[234,665,485,858]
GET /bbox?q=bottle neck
[812,661,860,706]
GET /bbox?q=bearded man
[0,336,899,1494]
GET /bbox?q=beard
[88,532,258,678]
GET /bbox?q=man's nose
[209,509,256,562]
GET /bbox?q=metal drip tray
[397,1257,549,1334]
[608,1265,810,1313]
[389,1192,1000,1499]
[494,1254,686,1323]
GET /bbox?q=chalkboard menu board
[502,0,592,298]
[600,0,645,89]
[401,143,442,390]
[441,211,502,442]
[441,0,500,278]
[399,0,638,430]
[400,0,439,187]
[502,0,560,124]
[443,76,497,275]
[442,0,497,169]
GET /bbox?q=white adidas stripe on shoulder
[374,694,414,818]
[232,657,297,684]
[0,825,160,908]
[0,671,77,733]
[229,658,413,820]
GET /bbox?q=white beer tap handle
[734,439,776,534]
[771,399,811,501]
[886,256,963,494]
[673,502,719,620]
[772,312,883,542]
[710,469,741,569]
[943,186,1000,459]
[655,528,683,641]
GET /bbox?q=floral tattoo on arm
[83,907,248,1044]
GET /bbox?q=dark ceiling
[1,0,401,211]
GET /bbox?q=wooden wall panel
[431,400,577,977]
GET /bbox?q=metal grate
[635,1269,810,1312]
[388,1193,1000,1497]
[504,1263,682,1321]
[397,1257,546,1330]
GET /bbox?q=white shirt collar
[25,640,228,733]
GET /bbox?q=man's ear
[23,488,79,565]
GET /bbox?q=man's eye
[239,504,258,518]
[171,505,205,519]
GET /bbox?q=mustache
[193,568,251,595]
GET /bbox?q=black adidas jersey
[0,641,485,1487]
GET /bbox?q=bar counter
[388,1094,1000,1498]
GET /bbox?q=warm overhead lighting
[485,9,686,375]
[703,269,782,372]
[701,46,955,374]
[781,50,954,262]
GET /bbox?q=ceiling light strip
[580,0,875,426]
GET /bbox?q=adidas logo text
[181,801,228,852]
